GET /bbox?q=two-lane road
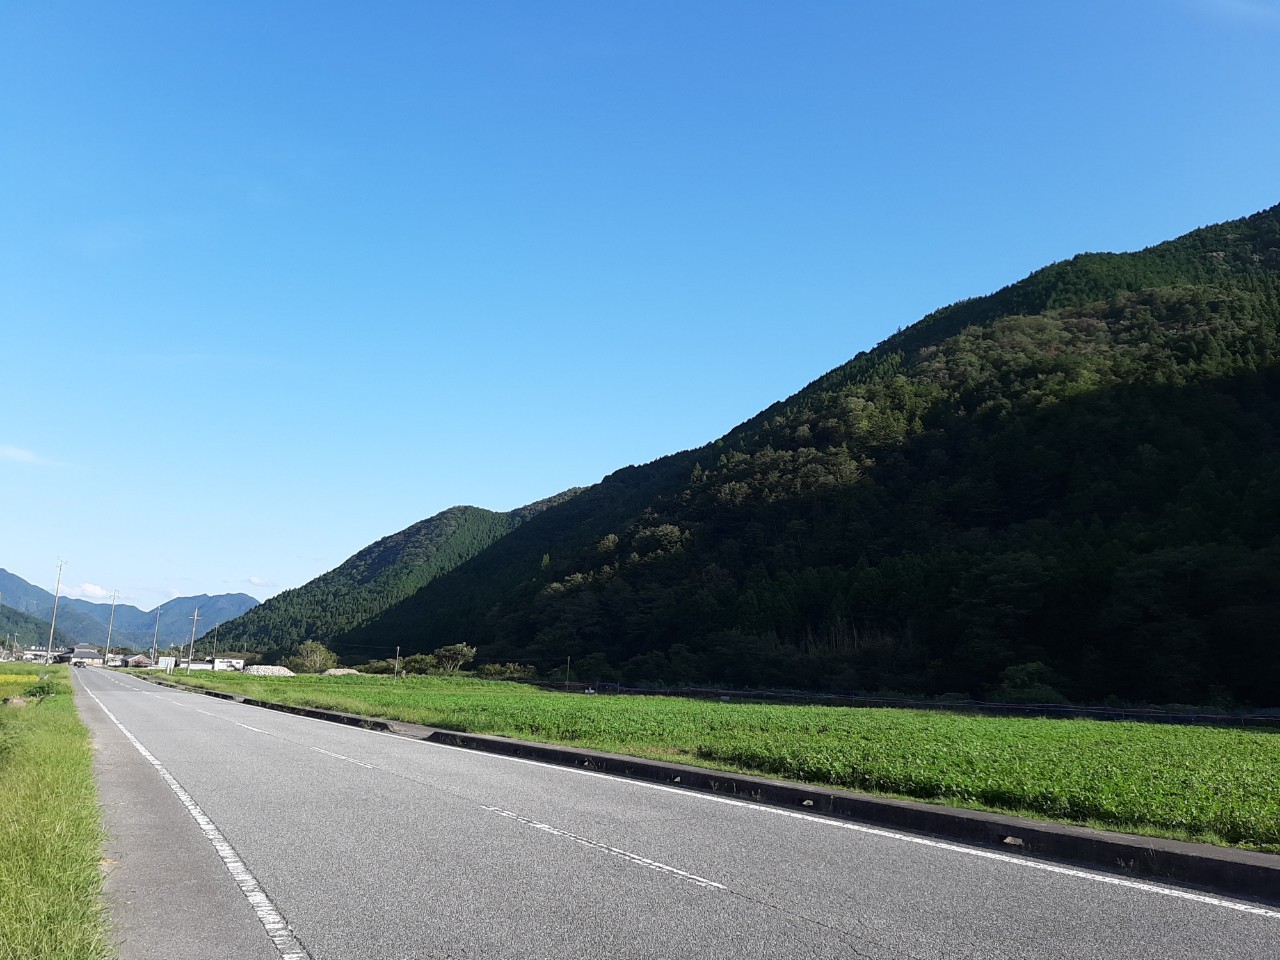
[74,667,1279,959]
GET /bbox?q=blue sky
[3,1,1278,611]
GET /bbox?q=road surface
[73,667,1279,960]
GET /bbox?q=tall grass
[163,671,1280,851]
[0,666,112,960]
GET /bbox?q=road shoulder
[75,670,280,960]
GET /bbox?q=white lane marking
[310,746,372,768]
[118,673,1280,920]
[77,676,314,960]
[134,689,372,768]
[482,805,725,890]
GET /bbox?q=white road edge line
[482,805,725,890]
[78,676,314,960]
[122,672,1280,920]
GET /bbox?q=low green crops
[0,665,112,960]
[163,672,1280,851]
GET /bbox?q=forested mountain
[0,569,257,650]
[0,604,71,651]
[214,491,581,657]
[330,203,1280,707]
[0,569,108,646]
[65,593,258,647]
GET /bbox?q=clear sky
[3,1,1278,611]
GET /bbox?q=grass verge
[154,671,1280,853]
[0,665,112,960]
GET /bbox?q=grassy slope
[157,672,1280,852]
[0,665,111,960]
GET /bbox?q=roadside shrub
[23,680,60,700]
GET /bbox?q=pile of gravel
[322,668,361,676]
[243,665,296,677]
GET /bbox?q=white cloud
[0,445,44,464]
[65,582,109,600]
[246,575,275,588]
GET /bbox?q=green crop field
[0,664,112,960]
[157,671,1280,852]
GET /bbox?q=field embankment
[0,664,111,960]
[157,671,1280,852]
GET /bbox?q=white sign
[158,656,176,674]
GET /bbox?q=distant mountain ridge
[212,489,582,655]
[0,568,258,650]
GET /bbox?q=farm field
[0,664,111,960]
[155,671,1280,852]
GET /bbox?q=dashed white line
[128,686,371,767]
[409,737,1280,920]
[482,805,725,889]
[309,746,372,768]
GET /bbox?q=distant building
[23,647,69,664]
[125,654,154,668]
[58,647,104,666]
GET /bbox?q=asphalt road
[73,667,1280,960]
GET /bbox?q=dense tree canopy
[308,205,1280,705]
[215,492,580,662]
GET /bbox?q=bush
[402,654,438,675]
[992,662,1068,704]
[23,679,60,700]
[280,641,339,674]
[475,662,538,681]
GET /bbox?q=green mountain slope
[334,203,1280,706]
[215,491,581,655]
[0,604,72,651]
[332,448,707,663]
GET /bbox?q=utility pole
[104,589,119,660]
[186,607,201,675]
[151,609,161,663]
[46,560,65,664]
[565,655,571,690]
[394,646,401,679]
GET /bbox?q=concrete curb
[141,674,1280,907]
